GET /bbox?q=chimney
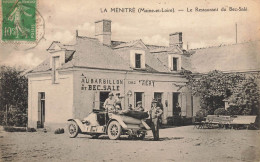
[95,19,111,46]
[169,32,183,48]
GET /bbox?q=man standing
[114,93,122,110]
[176,102,182,116]
[134,101,144,111]
[103,92,115,112]
[149,99,163,141]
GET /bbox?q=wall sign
[127,79,155,87]
[81,75,123,91]
[139,80,155,87]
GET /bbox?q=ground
[0,126,259,162]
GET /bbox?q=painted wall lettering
[81,74,123,91]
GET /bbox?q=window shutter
[181,93,187,116]
[94,91,100,110]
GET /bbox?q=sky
[0,0,260,68]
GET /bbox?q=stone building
[27,19,196,129]
[27,19,259,130]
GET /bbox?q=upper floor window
[130,50,145,69]
[172,57,178,71]
[168,54,181,71]
[135,54,141,68]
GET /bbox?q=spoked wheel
[68,121,79,138]
[107,121,122,140]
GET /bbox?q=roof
[30,36,172,73]
[149,46,183,53]
[189,41,260,73]
[61,36,132,70]
[113,39,147,49]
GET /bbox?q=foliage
[195,109,208,118]
[182,70,260,115]
[0,66,28,126]
[226,105,242,116]
[214,108,227,115]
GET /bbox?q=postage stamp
[1,0,36,42]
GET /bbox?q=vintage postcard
[0,0,259,161]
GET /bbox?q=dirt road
[0,126,259,162]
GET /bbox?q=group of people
[103,92,163,141]
[103,92,122,111]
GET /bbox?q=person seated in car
[103,92,115,112]
[134,101,144,112]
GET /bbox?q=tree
[0,66,28,126]
[182,70,259,115]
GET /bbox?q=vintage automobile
[67,109,150,140]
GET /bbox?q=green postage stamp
[1,0,36,42]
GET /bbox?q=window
[154,92,163,110]
[168,54,181,71]
[172,57,178,71]
[130,50,145,69]
[154,92,162,103]
[135,54,141,68]
[52,56,60,83]
[134,92,144,107]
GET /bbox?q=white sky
[0,0,260,68]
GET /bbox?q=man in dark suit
[149,99,163,141]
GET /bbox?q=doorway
[172,93,179,116]
[100,92,110,109]
[38,92,45,128]
[134,92,144,107]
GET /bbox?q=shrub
[3,126,26,132]
[27,128,37,132]
[195,109,208,122]
[214,108,228,115]
[54,128,64,134]
[196,109,208,118]
[227,105,242,115]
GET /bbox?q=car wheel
[68,121,79,138]
[107,121,122,140]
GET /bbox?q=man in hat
[134,101,144,112]
[103,92,115,112]
[149,99,163,141]
[114,92,122,110]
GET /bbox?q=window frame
[130,50,145,69]
[135,53,142,68]
[168,54,181,71]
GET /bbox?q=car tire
[107,121,122,140]
[68,121,79,138]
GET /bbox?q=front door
[172,93,179,116]
[38,92,45,128]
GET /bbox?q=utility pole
[236,23,237,44]
[6,105,8,126]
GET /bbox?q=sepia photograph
[0,0,260,161]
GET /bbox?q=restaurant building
[27,19,259,130]
[27,19,197,129]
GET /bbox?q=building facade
[27,19,259,130]
[27,19,198,130]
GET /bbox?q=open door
[172,93,179,116]
[37,92,45,128]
